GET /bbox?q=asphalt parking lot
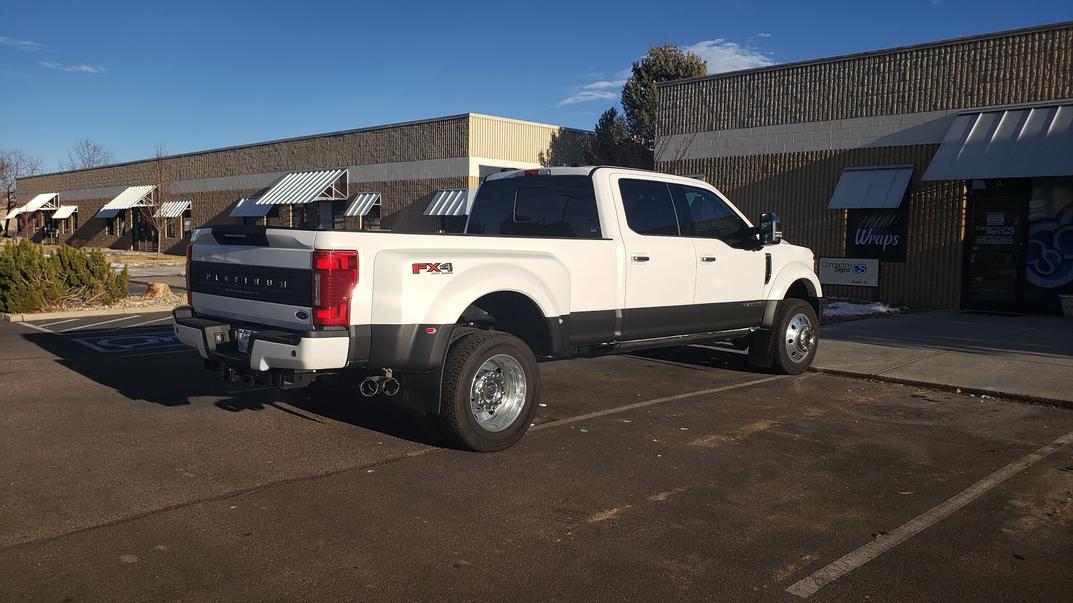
[2,314,1072,601]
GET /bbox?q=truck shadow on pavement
[20,330,448,447]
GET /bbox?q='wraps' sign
[846,208,908,262]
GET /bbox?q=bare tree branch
[1,149,44,212]
[60,139,114,171]
[137,143,173,254]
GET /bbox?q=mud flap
[747,329,774,369]
[392,370,442,414]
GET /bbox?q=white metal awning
[3,207,25,223]
[828,165,913,209]
[155,200,191,219]
[424,189,472,216]
[96,185,156,219]
[228,169,348,217]
[258,169,348,206]
[23,193,59,213]
[344,192,381,217]
[51,205,78,220]
[923,103,1073,180]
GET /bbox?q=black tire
[437,330,540,452]
[770,299,819,375]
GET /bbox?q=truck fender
[417,260,567,327]
[761,262,822,329]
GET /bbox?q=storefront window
[1024,177,1073,314]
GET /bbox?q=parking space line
[786,430,1073,598]
[123,316,173,328]
[18,322,56,334]
[37,318,78,328]
[60,315,142,333]
[119,347,193,358]
[531,375,786,432]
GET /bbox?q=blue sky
[1,0,1071,171]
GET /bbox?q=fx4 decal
[412,262,454,275]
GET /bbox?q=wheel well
[785,279,820,316]
[457,292,552,356]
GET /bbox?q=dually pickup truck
[174,166,822,451]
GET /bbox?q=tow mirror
[759,212,782,246]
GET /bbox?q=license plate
[235,328,254,353]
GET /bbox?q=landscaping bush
[0,241,129,313]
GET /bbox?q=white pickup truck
[174,166,821,451]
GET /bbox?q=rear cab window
[466,175,602,238]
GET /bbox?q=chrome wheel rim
[470,354,527,432]
[784,312,816,363]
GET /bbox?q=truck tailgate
[189,226,317,330]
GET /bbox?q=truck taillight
[312,250,358,327]
[185,244,192,305]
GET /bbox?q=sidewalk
[815,310,1073,407]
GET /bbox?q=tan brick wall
[469,114,589,165]
[658,23,1073,136]
[661,145,965,308]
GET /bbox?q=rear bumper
[172,306,350,372]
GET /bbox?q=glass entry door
[963,184,1028,312]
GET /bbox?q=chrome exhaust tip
[358,377,380,397]
[381,377,401,397]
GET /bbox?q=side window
[467,176,601,238]
[512,184,600,238]
[671,184,752,246]
[618,178,681,236]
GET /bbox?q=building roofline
[656,20,1073,88]
[24,112,591,180]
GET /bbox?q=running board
[585,327,756,355]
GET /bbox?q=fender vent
[765,253,772,284]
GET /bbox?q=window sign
[846,208,908,262]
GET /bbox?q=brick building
[656,22,1073,314]
[8,113,589,255]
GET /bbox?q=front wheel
[770,299,819,375]
[438,330,540,452]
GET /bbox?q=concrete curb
[1,305,178,323]
[811,367,1073,411]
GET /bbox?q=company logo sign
[818,258,879,287]
[412,262,454,275]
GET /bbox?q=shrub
[0,242,129,313]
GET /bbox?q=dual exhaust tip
[359,376,400,398]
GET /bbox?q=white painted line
[73,338,111,352]
[786,430,1073,598]
[123,316,173,328]
[60,315,142,333]
[119,348,195,358]
[530,375,786,432]
[37,318,78,328]
[18,322,56,334]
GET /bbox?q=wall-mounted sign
[819,257,880,287]
[846,208,908,262]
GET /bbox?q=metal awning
[230,197,270,218]
[155,200,191,219]
[923,103,1073,180]
[22,193,59,213]
[3,207,25,223]
[96,185,156,219]
[258,169,348,206]
[828,165,913,209]
[424,189,472,216]
[344,192,381,217]
[51,205,78,220]
[228,169,348,217]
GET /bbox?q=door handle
[631,255,650,263]
[699,256,717,263]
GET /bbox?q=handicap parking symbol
[74,329,180,353]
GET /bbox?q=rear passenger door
[612,175,697,340]
[672,183,766,331]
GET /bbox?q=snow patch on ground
[823,300,901,318]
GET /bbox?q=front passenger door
[673,183,766,331]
